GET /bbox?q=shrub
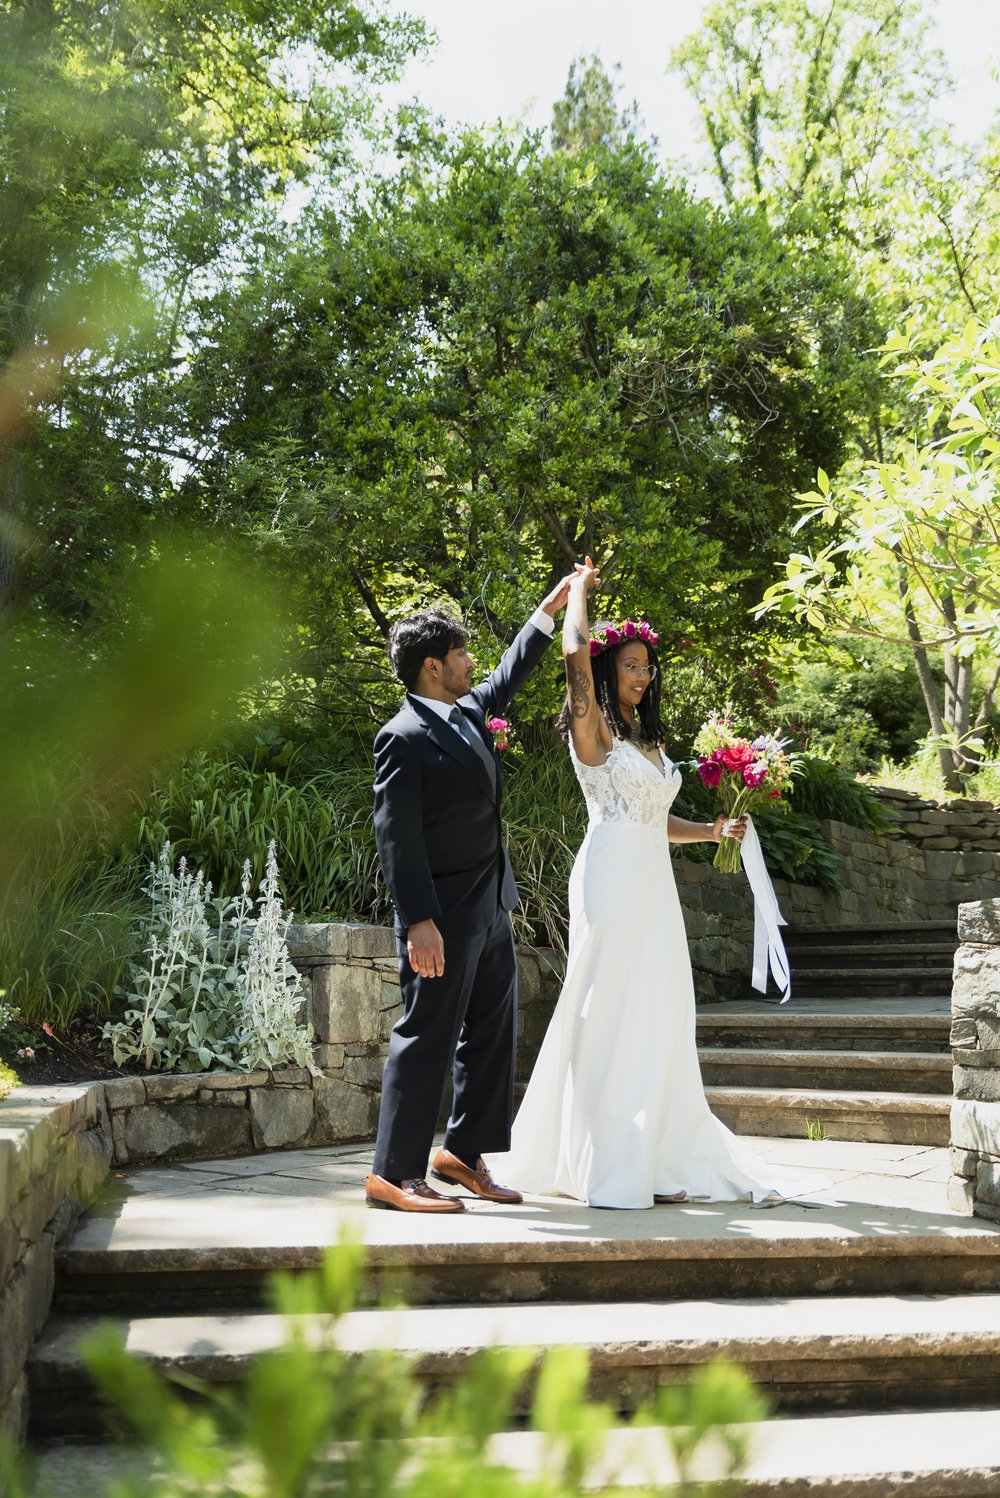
[120,729,891,960]
[0,851,143,1029]
[129,749,387,925]
[774,637,928,772]
[0,1059,16,1098]
[674,766,842,890]
[788,755,895,834]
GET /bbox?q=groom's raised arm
[470,572,577,717]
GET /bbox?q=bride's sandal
[653,1191,690,1204]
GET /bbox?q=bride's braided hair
[555,621,666,744]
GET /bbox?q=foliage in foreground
[2,1240,770,1497]
[0,1059,16,1099]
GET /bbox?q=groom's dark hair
[387,608,468,689]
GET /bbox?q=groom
[365,575,577,1213]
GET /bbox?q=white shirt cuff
[529,606,555,637]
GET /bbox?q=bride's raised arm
[562,557,611,766]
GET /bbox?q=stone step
[54,1198,998,1315]
[743,994,954,1011]
[696,1010,951,1054]
[26,1407,1000,1498]
[787,942,954,970]
[786,968,950,997]
[785,923,956,946]
[698,1048,952,1094]
[28,1293,1000,1439]
[705,1085,950,1145]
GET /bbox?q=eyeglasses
[621,662,658,680]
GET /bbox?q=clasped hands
[540,556,601,615]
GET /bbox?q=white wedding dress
[488,738,816,1209]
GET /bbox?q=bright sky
[383,0,1000,173]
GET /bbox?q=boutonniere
[487,717,510,752]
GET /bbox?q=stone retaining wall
[0,1050,425,1451]
[0,1084,113,1446]
[103,1065,376,1166]
[949,899,1000,1221]
[873,786,1000,854]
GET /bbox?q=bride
[488,559,814,1209]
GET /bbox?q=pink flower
[721,743,755,772]
[622,620,638,638]
[743,761,768,788]
[589,640,602,657]
[697,758,724,788]
[604,626,621,645]
[487,717,509,751]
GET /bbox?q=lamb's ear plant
[104,840,311,1073]
[238,842,312,1071]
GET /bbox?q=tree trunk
[903,594,963,792]
[973,657,1000,735]
[0,448,26,615]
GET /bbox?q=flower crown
[589,619,658,658]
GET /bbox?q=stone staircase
[23,918,1000,1494]
[696,922,954,1146]
[23,1139,1000,1494]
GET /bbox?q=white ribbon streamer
[736,816,791,1003]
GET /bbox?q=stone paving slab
[60,1137,999,1272]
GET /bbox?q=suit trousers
[371,909,518,1180]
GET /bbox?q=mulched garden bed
[0,1015,141,1088]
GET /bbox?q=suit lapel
[406,697,498,801]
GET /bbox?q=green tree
[0,0,426,626]
[163,127,872,729]
[758,320,1000,789]
[671,0,940,224]
[551,54,641,155]
[669,0,993,423]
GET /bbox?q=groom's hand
[540,559,599,617]
[407,919,445,978]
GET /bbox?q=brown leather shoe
[430,1148,523,1204]
[365,1173,465,1213]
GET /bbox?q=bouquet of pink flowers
[692,712,797,873]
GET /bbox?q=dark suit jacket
[373,618,552,937]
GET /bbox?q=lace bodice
[569,737,682,827]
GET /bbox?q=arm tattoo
[571,626,588,649]
[567,662,591,719]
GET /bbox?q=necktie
[448,706,496,787]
